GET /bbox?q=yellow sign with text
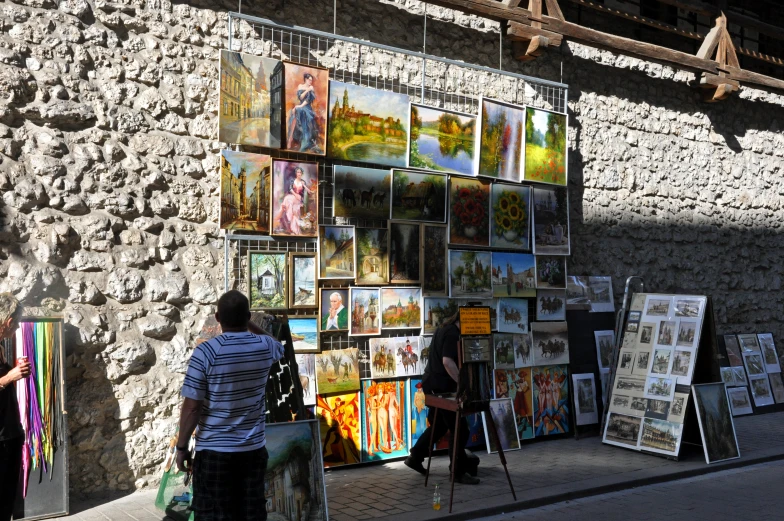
[459,307,491,336]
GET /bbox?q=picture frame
[535,289,566,321]
[422,297,459,335]
[281,61,329,155]
[727,386,753,416]
[348,287,381,337]
[532,186,570,255]
[390,169,448,223]
[389,221,422,284]
[319,288,349,332]
[490,183,531,250]
[572,373,599,426]
[448,176,491,247]
[315,347,360,394]
[288,252,317,309]
[535,256,567,289]
[289,316,319,353]
[270,159,319,238]
[482,398,522,454]
[247,251,288,310]
[522,106,568,186]
[408,103,477,176]
[691,383,740,464]
[318,225,356,279]
[380,287,422,330]
[421,223,448,296]
[491,252,536,298]
[355,228,390,285]
[219,150,272,232]
[749,374,775,407]
[474,97,524,182]
[448,249,493,299]
[496,298,529,334]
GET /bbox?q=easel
[422,311,517,513]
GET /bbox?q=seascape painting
[360,380,408,462]
[349,288,381,336]
[391,169,447,222]
[532,365,570,436]
[283,62,328,154]
[409,104,475,175]
[315,347,360,395]
[389,221,421,283]
[271,160,319,237]
[524,107,567,186]
[219,51,281,148]
[490,183,531,250]
[219,150,271,232]
[491,252,536,298]
[532,186,570,255]
[316,392,361,467]
[476,98,524,182]
[327,81,410,167]
[448,250,492,298]
[248,252,287,310]
[288,252,317,308]
[289,317,318,353]
[449,177,491,246]
[319,226,356,279]
[356,228,389,285]
[422,224,448,295]
[333,166,391,220]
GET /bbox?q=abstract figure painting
[490,183,531,250]
[409,379,428,446]
[409,104,476,175]
[389,221,421,283]
[327,81,409,167]
[219,51,281,148]
[532,365,569,436]
[360,380,408,462]
[476,98,524,182]
[448,250,492,298]
[248,252,287,310]
[691,383,740,464]
[271,159,319,237]
[333,166,391,220]
[355,228,389,285]
[524,107,567,186]
[317,392,361,467]
[219,150,272,232]
[349,288,381,336]
[532,186,570,255]
[319,226,356,279]
[283,62,328,154]
[391,170,448,222]
[491,252,536,298]
[421,224,448,296]
[449,177,491,246]
[482,398,521,453]
[288,252,317,309]
[315,348,360,395]
[493,368,534,440]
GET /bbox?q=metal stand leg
[424,407,438,487]
[485,412,517,501]
[449,409,460,513]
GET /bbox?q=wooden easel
[422,338,517,513]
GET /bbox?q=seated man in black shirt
[404,313,479,484]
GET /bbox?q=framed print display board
[602,293,717,460]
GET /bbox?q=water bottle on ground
[433,484,441,510]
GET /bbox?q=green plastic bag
[155,439,195,521]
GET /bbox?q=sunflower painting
[491,183,530,250]
[449,177,490,246]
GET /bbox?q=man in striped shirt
[176,290,285,521]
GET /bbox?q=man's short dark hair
[217,290,250,328]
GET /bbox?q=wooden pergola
[425,0,784,101]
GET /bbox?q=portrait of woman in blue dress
[287,72,325,154]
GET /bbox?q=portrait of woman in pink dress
[272,159,318,237]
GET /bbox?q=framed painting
[491,252,535,298]
[219,150,272,232]
[496,298,529,334]
[327,80,410,167]
[282,62,328,155]
[289,316,319,353]
[316,392,361,467]
[749,374,774,407]
[572,373,599,426]
[759,334,782,373]
[532,365,569,436]
[493,334,516,370]
[594,330,615,370]
[248,251,287,310]
[389,221,421,284]
[482,398,521,453]
[727,386,753,416]
[448,250,492,298]
[409,104,476,175]
[422,298,459,335]
[566,275,591,310]
[319,288,349,332]
[295,354,317,407]
[691,383,740,464]
[514,334,533,368]
[349,288,381,336]
[535,256,567,289]
[333,165,391,220]
[769,373,784,403]
[536,289,566,321]
[271,159,319,237]
[493,368,533,440]
[462,336,491,363]
[266,421,328,519]
[318,226,356,279]
[380,287,422,329]
[315,347,360,394]
[531,321,569,365]
[288,252,317,309]
[369,338,397,379]
[738,333,761,353]
[355,228,389,285]
[421,224,448,296]
[523,106,567,186]
[390,169,447,222]
[743,352,766,376]
[449,177,491,246]
[532,186,570,255]
[409,378,428,447]
[475,97,524,182]
[490,183,530,249]
[360,379,408,462]
[218,50,281,148]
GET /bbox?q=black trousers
[0,436,23,521]
[409,404,469,476]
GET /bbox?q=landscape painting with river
[327,81,410,167]
[409,104,475,175]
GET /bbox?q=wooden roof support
[507,0,564,61]
[692,14,739,102]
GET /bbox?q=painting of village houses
[423,298,459,335]
[248,252,287,310]
[264,421,327,521]
[381,287,422,329]
[319,226,356,279]
[219,50,282,148]
[391,170,447,222]
[220,150,272,232]
[491,252,536,298]
[349,288,381,336]
[327,81,410,167]
[355,228,389,285]
[449,250,493,299]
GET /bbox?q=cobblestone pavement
[49,412,784,521]
[476,459,784,521]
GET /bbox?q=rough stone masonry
[1,0,783,495]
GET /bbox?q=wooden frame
[355,227,390,285]
[318,287,350,333]
[318,225,357,280]
[288,252,317,309]
[289,315,320,354]
[247,250,288,311]
[270,159,319,238]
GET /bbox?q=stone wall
[1,0,783,495]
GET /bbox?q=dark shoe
[450,461,479,477]
[404,456,426,476]
[456,473,480,485]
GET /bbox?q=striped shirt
[181,332,285,452]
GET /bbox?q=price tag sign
[459,307,491,336]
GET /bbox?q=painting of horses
[356,228,389,285]
[316,392,361,467]
[333,165,391,220]
[493,334,517,370]
[271,159,319,238]
[514,334,533,368]
[536,289,566,321]
[496,298,529,334]
[369,337,397,379]
[283,62,328,155]
[476,97,524,182]
[524,107,567,186]
[296,353,317,406]
[360,379,408,462]
[391,169,448,222]
[389,336,422,376]
[248,252,287,310]
[315,347,360,395]
[531,321,569,365]
[491,252,536,298]
[532,186,570,255]
[532,365,570,436]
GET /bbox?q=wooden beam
[654,0,784,42]
[726,66,784,91]
[544,0,564,21]
[565,0,703,40]
[737,47,784,67]
[507,20,563,45]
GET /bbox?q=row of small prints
[721,333,784,413]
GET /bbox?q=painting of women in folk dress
[283,62,328,155]
[494,368,534,440]
[361,380,408,462]
[271,160,318,237]
[524,107,567,186]
[532,365,570,436]
[317,392,361,467]
[475,97,524,182]
[409,104,476,175]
